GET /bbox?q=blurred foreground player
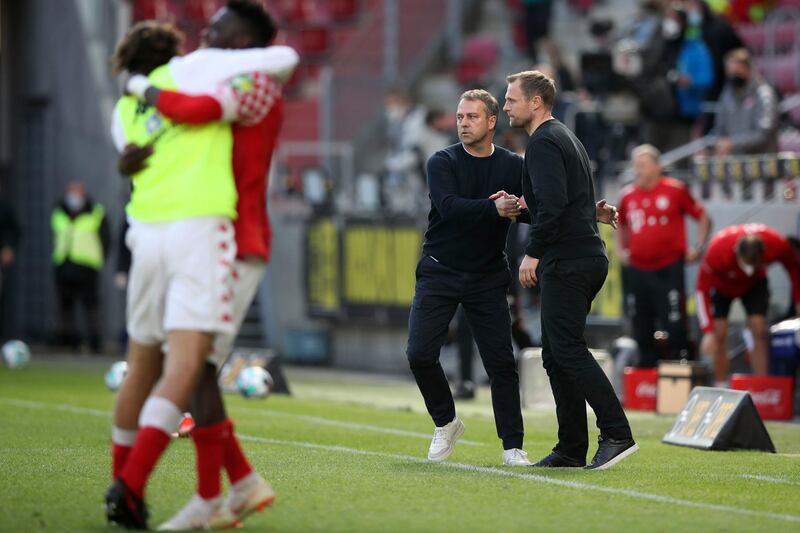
[106,5,297,529]
[696,224,800,385]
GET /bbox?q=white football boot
[157,494,239,530]
[503,448,533,466]
[427,416,465,462]
[227,472,276,522]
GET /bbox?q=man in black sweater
[504,70,637,470]
[406,89,533,466]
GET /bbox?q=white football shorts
[126,216,237,345]
[208,257,267,367]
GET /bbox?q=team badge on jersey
[656,195,670,210]
[230,74,255,93]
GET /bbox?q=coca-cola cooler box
[623,367,657,411]
[730,375,795,421]
[656,360,709,415]
[769,319,800,376]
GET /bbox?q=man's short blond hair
[460,89,499,118]
[505,70,557,109]
[631,144,661,163]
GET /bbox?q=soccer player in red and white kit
[616,144,711,367]
[696,224,800,385]
[109,3,298,529]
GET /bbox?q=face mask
[729,75,748,89]
[737,257,756,276]
[385,106,406,122]
[65,192,85,212]
[662,18,681,40]
[687,10,702,26]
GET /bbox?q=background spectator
[714,48,779,156]
[51,181,110,353]
[0,189,20,341]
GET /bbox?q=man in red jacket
[697,224,800,385]
[617,144,711,366]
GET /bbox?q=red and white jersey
[618,177,706,270]
[697,223,800,302]
[154,54,298,261]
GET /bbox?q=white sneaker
[157,494,239,530]
[503,448,533,466]
[427,417,465,462]
[227,472,276,522]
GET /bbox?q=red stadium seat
[329,0,360,22]
[455,35,500,85]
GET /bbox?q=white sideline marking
[0,398,110,417]
[237,435,800,524]
[3,397,800,524]
[233,405,485,446]
[740,474,800,486]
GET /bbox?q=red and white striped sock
[119,397,182,498]
[111,426,138,479]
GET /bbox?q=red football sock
[223,419,254,485]
[119,427,171,499]
[112,443,132,479]
[191,419,229,500]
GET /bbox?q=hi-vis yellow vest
[114,64,237,222]
[51,205,105,270]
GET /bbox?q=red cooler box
[623,367,658,411]
[730,375,795,421]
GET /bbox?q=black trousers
[625,260,691,367]
[539,256,632,460]
[455,306,474,383]
[406,256,523,450]
[55,267,101,351]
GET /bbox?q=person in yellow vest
[51,180,109,352]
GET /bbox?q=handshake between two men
[488,190,620,289]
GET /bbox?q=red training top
[697,223,800,303]
[618,177,705,271]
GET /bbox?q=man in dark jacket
[0,190,20,340]
[504,70,637,470]
[51,180,110,352]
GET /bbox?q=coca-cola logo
[749,389,783,406]
[636,382,657,398]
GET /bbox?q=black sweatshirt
[422,143,525,273]
[522,119,606,261]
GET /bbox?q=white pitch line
[0,398,110,417]
[740,474,800,486]
[238,434,800,525]
[232,405,485,446]
[4,397,800,524]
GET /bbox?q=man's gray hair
[631,144,661,163]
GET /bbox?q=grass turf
[0,358,799,532]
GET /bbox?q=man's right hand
[118,143,153,176]
[492,191,521,219]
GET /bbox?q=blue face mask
[687,10,703,27]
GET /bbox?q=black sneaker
[453,381,475,400]
[105,478,149,529]
[585,436,639,470]
[531,450,586,468]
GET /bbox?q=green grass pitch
[1,358,799,532]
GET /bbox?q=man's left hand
[519,255,539,288]
[685,246,701,263]
[596,199,618,229]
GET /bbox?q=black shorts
[710,277,769,319]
